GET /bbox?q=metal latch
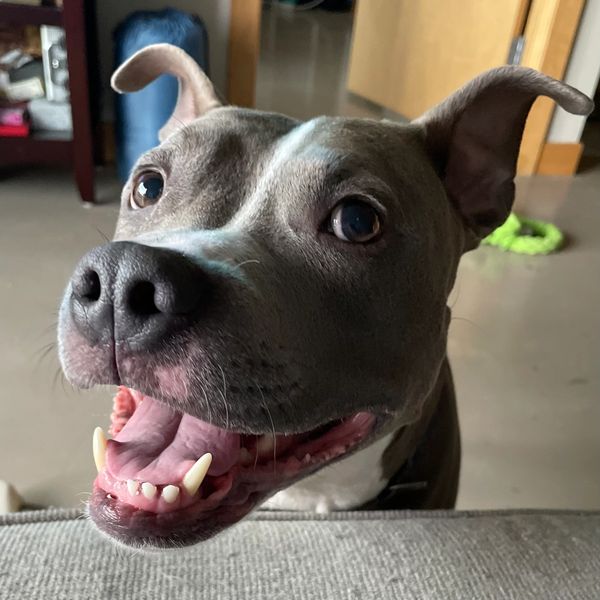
[508,35,526,65]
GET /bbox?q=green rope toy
[482,213,564,255]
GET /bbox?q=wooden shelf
[0,2,62,26]
[0,0,98,202]
[29,129,72,141]
[0,132,72,165]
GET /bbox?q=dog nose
[69,241,207,349]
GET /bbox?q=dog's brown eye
[329,198,381,243]
[131,171,164,209]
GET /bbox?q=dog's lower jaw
[262,431,396,513]
[88,387,380,547]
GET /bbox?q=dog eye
[329,198,381,243]
[131,171,164,209]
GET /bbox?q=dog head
[57,44,592,548]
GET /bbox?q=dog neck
[261,429,398,512]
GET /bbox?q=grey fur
[57,45,593,536]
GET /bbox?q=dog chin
[88,387,378,548]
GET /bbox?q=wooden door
[347,0,529,120]
[347,0,585,174]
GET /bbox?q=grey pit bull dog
[57,44,593,549]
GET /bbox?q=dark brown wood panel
[0,136,71,165]
[62,0,95,202]
[0,2,62,26]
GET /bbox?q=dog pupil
[342,202,376,239]
[139,176,163,200]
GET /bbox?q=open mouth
[90,387,376,548]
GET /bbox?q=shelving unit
[0,0,96,203]
[0,2,62,26]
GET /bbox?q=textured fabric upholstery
[1,509,599,599]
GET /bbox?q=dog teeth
[256,435,275,455]
[182,453,212,496]
[92,427,107,472]
[126,480,139,496]
[161,485,180,504]
[125,480,181,503]
[141,482,157,499]
[239,447,253,466]
[96,443,210,501]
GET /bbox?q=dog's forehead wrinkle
[206,105,300,128]
[182,107,300,158]
[136,107,301,181]
[228,119,404,227]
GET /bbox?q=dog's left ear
[414,66,593,243]
[111,43,222,142]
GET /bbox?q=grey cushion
[1,508,599,599]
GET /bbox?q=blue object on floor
[114,9,209,182]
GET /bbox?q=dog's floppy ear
[111,43,222,142]
[414,66,593,241]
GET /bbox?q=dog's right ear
[111,43,222,142]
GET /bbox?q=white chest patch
[262,432,395,513]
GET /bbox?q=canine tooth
[92,427,107,472]
[141,482,157,499]
[126,480,139,496]
[256,435,275,455]
[182,453,212,496]
[161,485,180,504]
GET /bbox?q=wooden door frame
[227,0,262,107]
[517,0,586,175]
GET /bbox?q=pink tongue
[106,393,240,485]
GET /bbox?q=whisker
[230,259,261,271]
[217,364,230,430]
[94,226,110,243]
[223,258,263,284]
[256,382,277,476]
[449,278,462,309]
[200,381,213,425]
[33,344,57,372]
[170,114,187,129]
[39,321,58,337]
[32,341,56,361]
[450,316,481,331]
[52,366,77,398]
[52,365,63,392]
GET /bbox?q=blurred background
[0,0,599,513]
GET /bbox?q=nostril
[78,269,101,302]
[128,281,160,316]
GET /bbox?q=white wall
[547,0,600,143]
[95,0,231,121]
